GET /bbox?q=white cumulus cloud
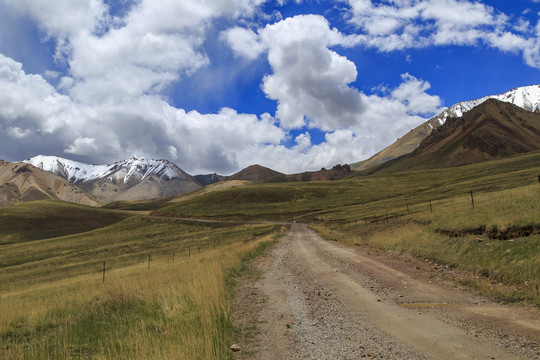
[343,0,540,68]
[259,15,365,131]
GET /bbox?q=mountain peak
[23,156,201,203]
[0,160,99,206]
[406,98,540,168]
[24,156,190,184]
[227,164,284,182]
[432,84,540,127]
[352,84,540,171]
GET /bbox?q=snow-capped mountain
[431,85,540,127]
[0,160,99,207]
[352,84,540,171]
[24,156,201,203]
[25,155,191,184]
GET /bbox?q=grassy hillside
[152,150,540,222]
[1,150,538,358]
[151,151,539,304]
[0,200,131,245]
[0,208,283,359]
[313,183,539,304]
[103,197,174,211]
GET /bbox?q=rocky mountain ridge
[0,161,99,207]
[372,99,540,172]
[352,84,540,171]
[24,156,201,203]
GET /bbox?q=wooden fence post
[470,191,475,209]
[148,254,151,269]
[102,261,106,283]
[429,201,433,213]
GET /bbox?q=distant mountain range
[372,98,540,172]
[24,156,202,203]
[1,84,539,207]
[0,161,99,207]
[352,85,540,171]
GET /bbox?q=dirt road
[232,223,540,359]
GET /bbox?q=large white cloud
[0,54,286,174]
[233,72,443,173]
[4,0,268,103]
[1,0,539,176]
[225,15,367,131]
[222,14,443,169]
[343,0,540,68]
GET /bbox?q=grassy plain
[0,203,283,359]
[0,200,130,245]
[1,150,539,358]
[154,150,540,222]
[154,151,540,304]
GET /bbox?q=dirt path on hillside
[232,223,540,359]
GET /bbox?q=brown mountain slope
[376,99,540,172]
[352,84,540,171]
[226,164,284,182]
[79,174,201,203]
[0,161,99,207]
[262,164,353,182]
[351,118,440,171]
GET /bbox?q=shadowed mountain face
[0,161,99,207]
[194,173,226,186]
[352,85,540,171]
[378,99,540,171]
[262,164,353,183]
[413,99,540,165]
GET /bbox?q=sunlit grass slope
[0,200,130,245]
[153,151,539,304]
[152,150,540,222]
[0,207,283,359]
[313,183,539,304]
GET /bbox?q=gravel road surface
[232,223,540,359]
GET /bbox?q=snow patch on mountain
[434,85,540,126]
[25,155,189,184]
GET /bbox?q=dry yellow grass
[313,184,540,304]
[0,219,282,359]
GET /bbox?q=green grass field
[1,150,538,358]
[312,183,539,304]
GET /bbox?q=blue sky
[0,0,539,174]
